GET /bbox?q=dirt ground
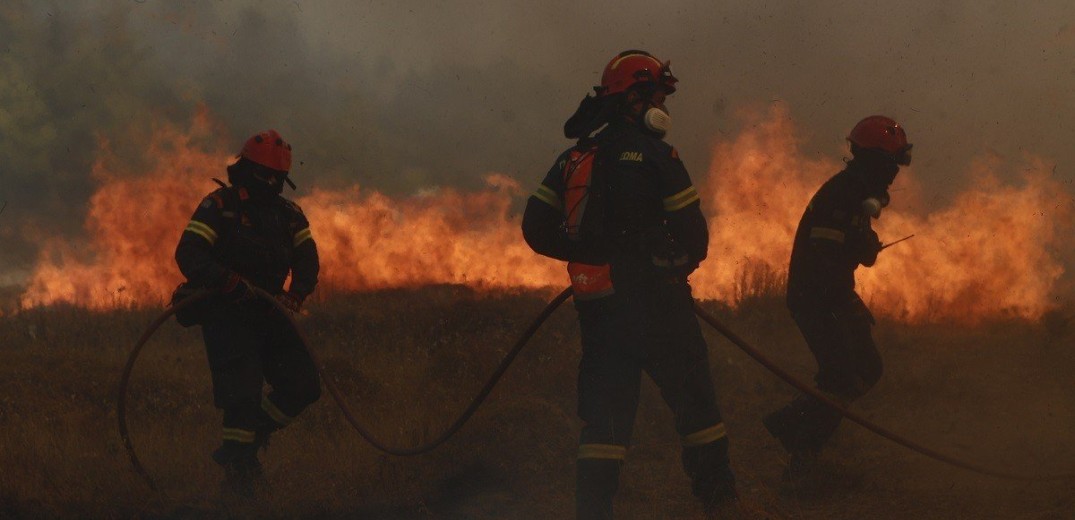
[1,286,1073,519]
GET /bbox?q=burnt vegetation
[2,280,1074,519]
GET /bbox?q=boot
[765,397,840,453]
[212,442,268,498]
[762,404,803,454]
[696,468,740,520]
[576,458,620,520]
[702,496,745,520]
[783,448,820,482]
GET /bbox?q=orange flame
[692,105,1070,321]
[299,175,561,293]
[19,107,1071,322]
[19,113,223,309]
[860,157,1068,321]
[18,115,564,309]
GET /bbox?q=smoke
[1,0,1073,286]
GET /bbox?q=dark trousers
[201,303,321,453]
[575,282,735,519]
[765,297,882,454]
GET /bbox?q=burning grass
[2,286,1074,518]
[16,105,1073,325]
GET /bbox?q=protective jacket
[175,184,319,299]
[766,165,886,456]
[523,119,736,518]
[522,120,708,298]
[786,166,882,311]
[174,183,322,489]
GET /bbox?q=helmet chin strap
[246,169,291,195]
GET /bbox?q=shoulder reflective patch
[577,443,627,460]
[532,184,561,210]
[184,220,218,245]
[619,151,643,162]
[293,227,313,247]
[663,186,700,212]
[682,423,727,447]
[809,227,846,243]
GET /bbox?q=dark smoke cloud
[1,0,1073,281]
[0,2,191,270]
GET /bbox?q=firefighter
[522,50,739,519]
[763,115,912,476]
[174,129,321,496]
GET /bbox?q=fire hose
[691,302,1075,482]
[117,286,572,492]
[120,286,1073,494]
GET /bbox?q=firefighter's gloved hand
[644,227,696,278]
[275,291,303,314]
[220,272,255,304]
[652,253,696,276]
[860,230,882,267]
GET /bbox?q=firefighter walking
[174,129,321,496]
[522,50,740,519]
[764,116,912,477]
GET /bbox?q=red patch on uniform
[671,147,679,160]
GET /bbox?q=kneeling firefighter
[522,50,739,518]
[173,129,321,496]
[764,116,912,475]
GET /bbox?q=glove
[275,291,303,314]
[860,230,882,267]
[220,272,255,304]
[643,227,696,277]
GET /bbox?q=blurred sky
[1,0,1073,281]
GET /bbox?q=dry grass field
[2,284,1074,519]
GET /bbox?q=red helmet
[599,50,677,97]
[240,129,292,172]
[848,116,912,165]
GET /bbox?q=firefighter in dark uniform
[522,51,739,519]
[763,116,912,475]
[174,129,321,495]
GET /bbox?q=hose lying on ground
[120,285,1074,494]
[251,286,573,455]
[117,289,213,494]
[692,301,1075,482]
[117,286,573,491]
